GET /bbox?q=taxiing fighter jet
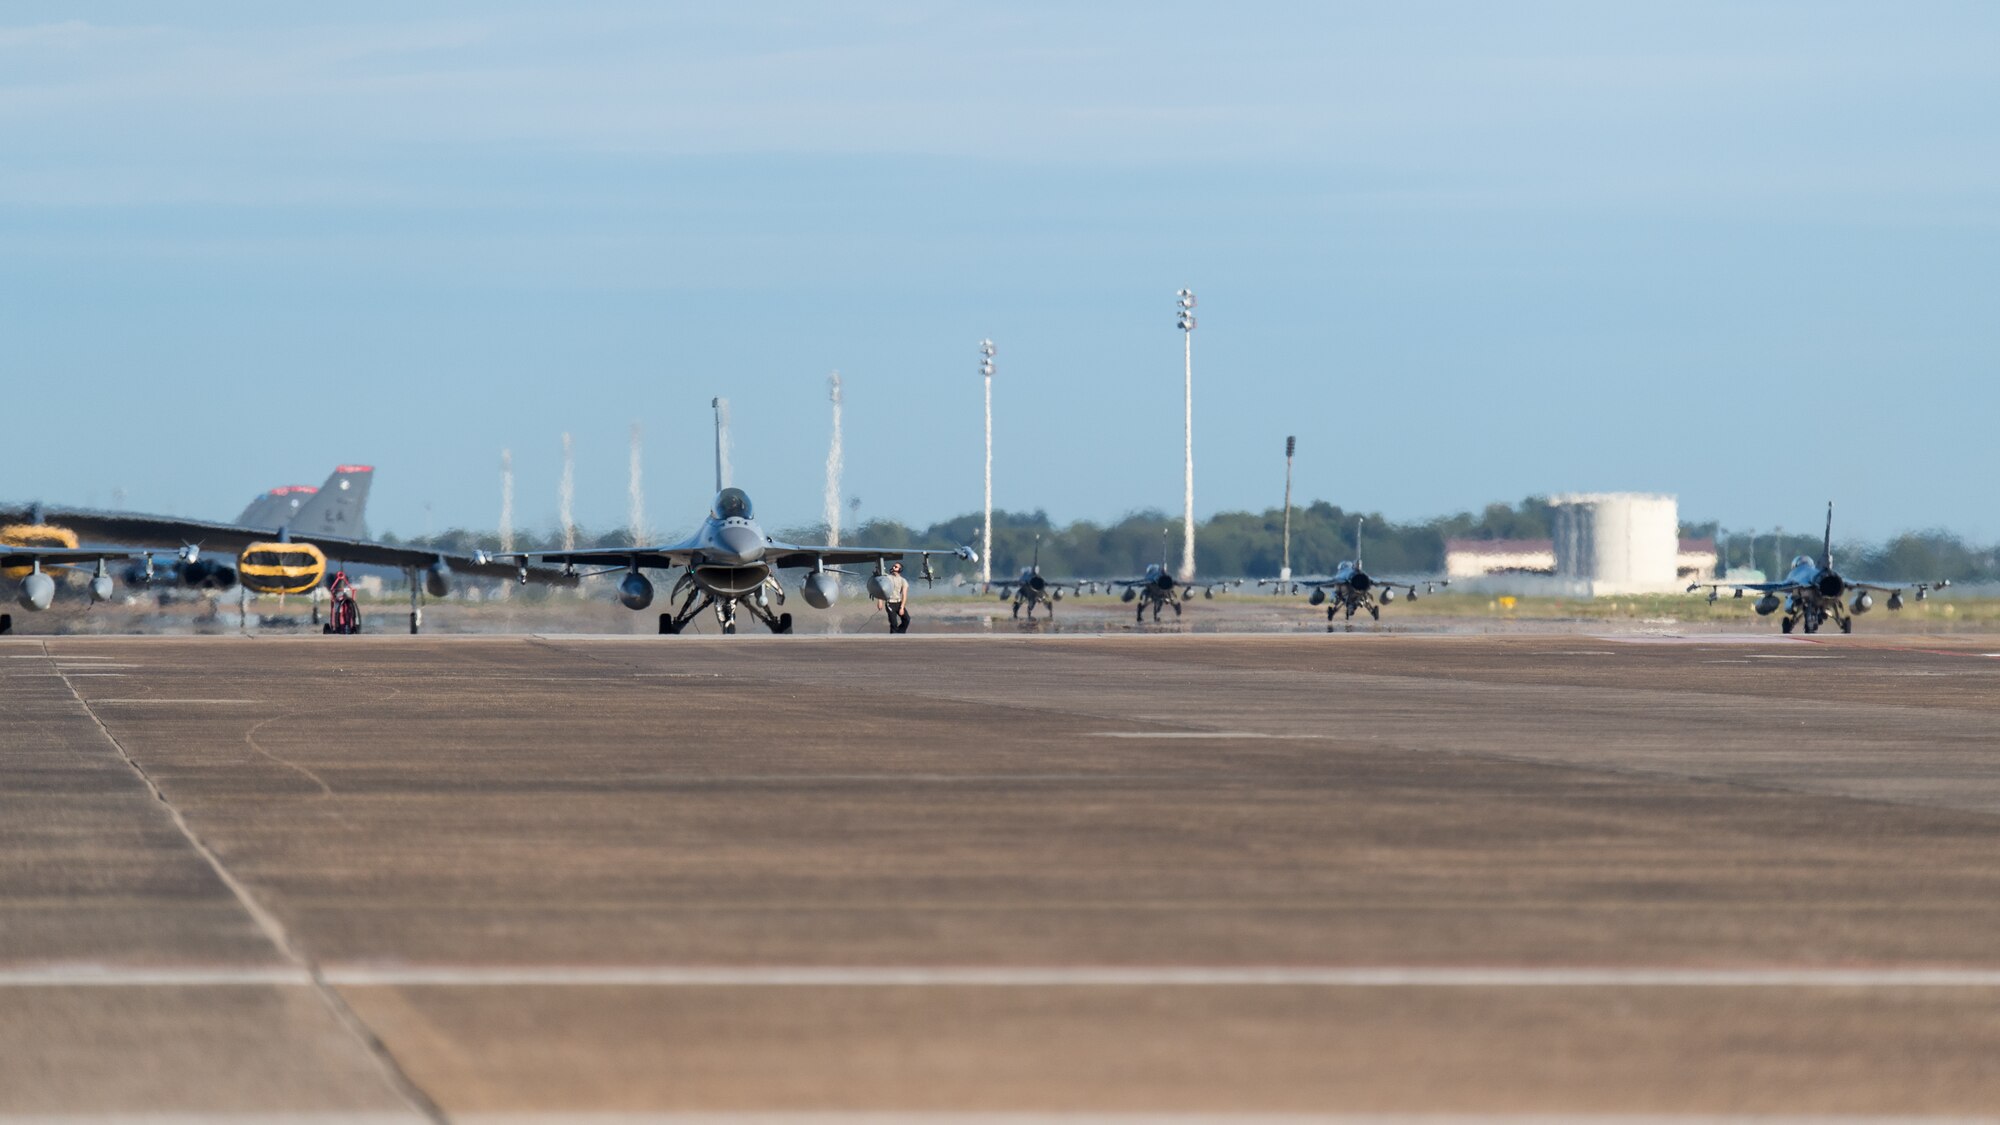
[1,544,195,635]
[1686,503,1947,634]
[486,486,974,635]
[481,411,975,635]
[1110,553,1241,623]
[1260,517,1446,627]
[986,536,1088,620]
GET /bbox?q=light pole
[979,338,996,587]
[1176,288,1197,580]
[1281,435,1296,584]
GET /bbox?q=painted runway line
[12,965,2000,989]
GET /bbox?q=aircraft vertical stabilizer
[289,466,373,539]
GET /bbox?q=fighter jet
[1,544,195,635]
[1686,502,1947,634]
[986,536,1088,620]
[485,486,974,635]
[1110,555,1241,623]
[1260,517,1446,627]
[480,414,975,635]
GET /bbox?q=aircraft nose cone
[715,524,765,564]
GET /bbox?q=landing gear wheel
[659,613,679,635]
[1368,605,1381,621]
[0,613,12,635]
[1840,617,1853,634]
[769,612,793,635]
[1172,601,1182,617]
[1327,607,1336,622]
[323,624,333,635]
[1012,601,1021,619]
[1136,604,1145,623]
[409,612,421,635]
[1780,616,1795,634]
[722,619,737,635]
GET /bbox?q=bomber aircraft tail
[287,465,374,539]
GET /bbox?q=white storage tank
[1550,493,1681,596]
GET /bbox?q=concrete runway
[5,632,2000,1119]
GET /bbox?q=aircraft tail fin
[1356,516,1366,570]
[1822,501,1834,571]
[237,484,317,530]
[289,466,373,539]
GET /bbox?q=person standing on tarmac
[877,561,912,633]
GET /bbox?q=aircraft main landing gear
[0,614,11,635]
[1781,615,1796,634]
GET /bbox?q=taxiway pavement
[4,633,2000,1118]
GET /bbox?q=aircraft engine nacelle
[801,572,839,610]
[17,571,55,611]
[89,572,115,602]
[617,571,655,610]
[1121,587,1137,603]
[1153,574,1175,592]
[1816,572,1846,599]
[180,559,237,590]
[1349,573,1373,593]
[1753,593,1782,616]
[1887,592,1905,611]
[1308,587,1327,606]
[1028,575,1047,593]
[1850,592,1873,614]
[237,542,326,595]
[424,562,453,598]
[1380,587,1397,604]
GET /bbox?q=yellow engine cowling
[238,541,327,595]
[2,524,79,579]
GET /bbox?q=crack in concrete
[40,641,446,1125]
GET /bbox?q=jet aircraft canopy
[713,488,754,521]
[1791,554,1815,569]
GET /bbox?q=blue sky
[4,3,1997,541]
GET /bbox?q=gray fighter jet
[1260,517,1446,627]
[986,536,1087,620]
[2,544,195,635]
[486,487,975,635]
[1687,502,1947,634]
[482,412,975,634]
[1111,558,1240,623]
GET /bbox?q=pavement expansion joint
[36,642,450,1125]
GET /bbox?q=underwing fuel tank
[617,571,654,610]
[1308,587,1327,606]
[16,571,55,611]
[237,542,327,595]
[1754,593,1782,616]
[424,562,453,598]
[801,572,839,610]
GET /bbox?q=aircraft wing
[1687,579,1803,595]
[764,542,978,580]
[2,545,192,569]
[1363,576,1448,595]
[479,545,697,573]
[0,506,569,585]
[1851,579,1951,595]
